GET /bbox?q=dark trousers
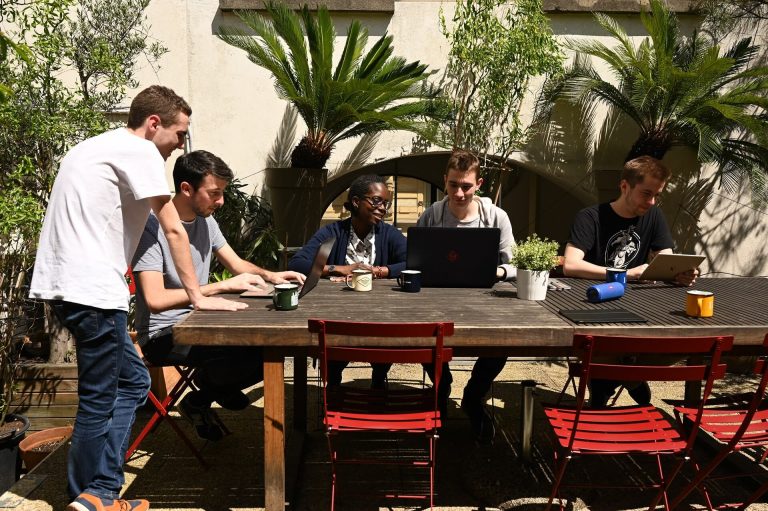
[142,333,263,404]
[461,357,507,404]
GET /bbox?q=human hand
[334,263,373,277]
[674,268,698,287]
[627,264,648,282]
[265,270,306,285]
[193,296,248,311]
[223,273,267,293]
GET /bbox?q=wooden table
[173,277,768,511]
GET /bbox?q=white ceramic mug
[345,269,373,292]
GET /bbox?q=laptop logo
[447,250,459,263]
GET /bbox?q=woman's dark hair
[343,174,388,216]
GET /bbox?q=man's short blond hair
[622,156,671,187]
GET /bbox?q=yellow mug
[345,269,373,292]
[686,290,714,318]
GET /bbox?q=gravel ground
[4,357,768,511]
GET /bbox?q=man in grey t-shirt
[132,150,304,440]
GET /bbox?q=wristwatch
[327,264,336,275]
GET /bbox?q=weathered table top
[540,277,768,346]
[174,277,768,349]
[174,280,573,348]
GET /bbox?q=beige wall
[131,0,767,276]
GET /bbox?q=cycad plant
[218,1,444,169]
[535,0,768,203]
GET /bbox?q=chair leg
[649,455,686,511]
[669,448,729,510]
[546,452,571,511]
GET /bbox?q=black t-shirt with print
[568,203,674,269]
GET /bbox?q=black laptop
[406,227,500,288]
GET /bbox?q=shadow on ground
[6,359,768,510]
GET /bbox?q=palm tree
[217,1,444,169]
[535,0,768,202]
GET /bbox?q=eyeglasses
[361,195,392,211]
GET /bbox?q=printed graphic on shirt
[605,226,641,269]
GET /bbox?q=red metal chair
[307,319,454,511]
[124,266,210,467]
[542,333,733,511]
[125,363,208,467]
[670,333,768,510]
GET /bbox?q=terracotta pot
[265,167,328,248]
[19,425,73,471]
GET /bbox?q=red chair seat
[544,404,687,453]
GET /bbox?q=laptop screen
[406,227,500,288]
[298,236,336,298]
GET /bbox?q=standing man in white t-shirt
[30,85,245,511]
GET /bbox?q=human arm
[381,224,407,278]
[562,243,640,280]
[149,196,246,311]
[136,270,268,313]
[496,209,516,281]
[215,243,306,285]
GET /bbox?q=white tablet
[639,253,705,282]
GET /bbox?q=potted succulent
[511,234,559,301]
[217,1,444,246]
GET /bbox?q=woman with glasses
[288,174,406,387]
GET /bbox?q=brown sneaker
[66,493,149,511]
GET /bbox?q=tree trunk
[45,304,73,364]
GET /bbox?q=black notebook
[559,308,647,324]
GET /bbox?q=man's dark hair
[127,85,192,129]
[445,149,480,176]
[173,150,234,192]
[344,174,388,216]
[622,156,672,187]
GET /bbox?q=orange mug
[685,290,714,318]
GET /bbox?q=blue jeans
[51,301,150,500]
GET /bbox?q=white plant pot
[516,269,549,301]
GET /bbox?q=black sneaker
[179,394,224,441]
[460,398,495,445]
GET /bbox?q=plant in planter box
[217,1,446,246]
[511,234,559,300]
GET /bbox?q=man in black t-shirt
[564,156,696,284]
[563,156,697,407]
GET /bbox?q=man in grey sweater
[417,150,517,444]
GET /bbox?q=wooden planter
[11,364,78,431]
[265,167,328,248]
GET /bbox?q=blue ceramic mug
[397,270,422,293]
[606,267,627,286]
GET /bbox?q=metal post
[520,380,536,463]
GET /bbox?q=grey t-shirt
[131,213,226,343]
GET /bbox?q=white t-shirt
[30,128,171,311]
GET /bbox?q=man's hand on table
[329,263,373,277]
[674,268,698,287]
[193,295,248,311]
[264,270,306,285]
[222,272,268,293]
[627,264,648,281]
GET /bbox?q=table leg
[264,348,286,511]
[519,380,536,464]
[293,355,307,433]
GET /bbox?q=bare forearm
[144,282,227,314]
[563,258,608,280]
